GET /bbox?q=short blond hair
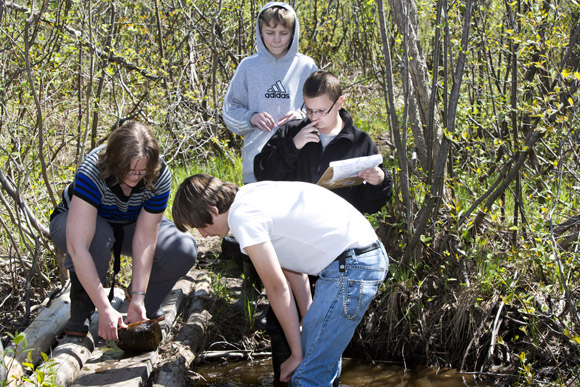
[259,6,295,31]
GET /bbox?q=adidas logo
[265,80,290,99]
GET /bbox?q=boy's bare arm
[245,242,304,374]
[282,268,312,319]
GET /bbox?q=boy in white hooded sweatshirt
[222,2,318,184]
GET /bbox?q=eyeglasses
[304,98,338,118]
[128,170,147,177]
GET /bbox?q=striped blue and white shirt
[51,145,171,225]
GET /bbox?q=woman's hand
[98,306,127,341]
[125,294,148,324]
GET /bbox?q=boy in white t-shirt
[172,174,389,386]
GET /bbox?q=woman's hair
[303,70,342,102]
[172,174,239,232]
[259,5,295,31]
[97,121,161,190]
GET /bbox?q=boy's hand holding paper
[317,154,383,189]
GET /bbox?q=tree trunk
[388,0,443,173]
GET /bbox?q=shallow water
[191,357,488,386]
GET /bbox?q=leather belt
[335,241,380,272]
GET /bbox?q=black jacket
[254,109,393,214]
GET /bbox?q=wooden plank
[153,273,213,387]
[70,346,157,387]
[49,334,96,387]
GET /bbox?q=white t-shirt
[228,181,378,276]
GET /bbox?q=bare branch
[5,1,160,81]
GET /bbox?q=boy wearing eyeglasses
[254,70,393,385]
[255,70,393,215]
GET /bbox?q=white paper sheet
[328,154,383,182]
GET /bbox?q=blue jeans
[290,242,389,386]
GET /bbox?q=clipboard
[316,154,383,189]
[316,167,365,189]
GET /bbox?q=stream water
[191,357,489,386]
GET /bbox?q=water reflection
[192,357,488,386]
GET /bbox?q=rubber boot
[241,253,263,323]
[271,335,291,386]
[242,253,263,299]
[266,307,291,385]
[64,271,95,336]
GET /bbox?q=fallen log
[21,334,96,387]
[175,310,212,353]
[3,286,71,384]
[153,273,213,386]
[176,273,212,350]
[151,343,194,387]
[13,287,70,365]
[51,334,96,387]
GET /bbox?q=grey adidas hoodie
[222,2,318,183]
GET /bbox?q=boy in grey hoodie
[222,2,318,184]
